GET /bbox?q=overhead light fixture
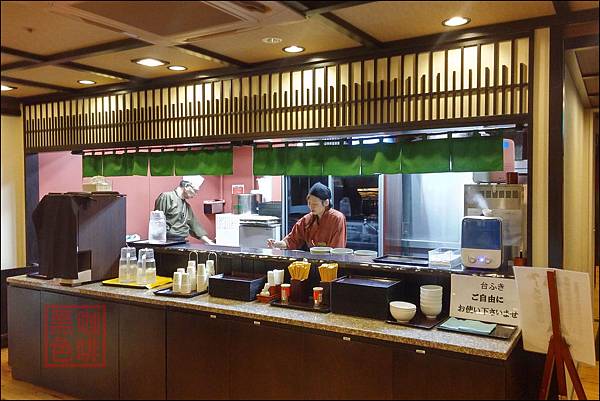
[442,16,470,27]
[167,65,187,71]
[77,80,96,85]
[262,37,283,44]
[283,45,305,54]
[132,58,168,67]
[1,85,16,91]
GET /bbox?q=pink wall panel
[37,147,259,243]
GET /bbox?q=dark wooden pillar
[25,153,39,265]
[548,25,564,268]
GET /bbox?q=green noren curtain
[451,136,503,172]
[285,146,323,176]
[103,153,132,177]
[174,151,203,175]
[149,152,175,176]
[401,139,451,174]
[131,153,149,176]
[253,146,286,176]
[361,142,402,175]
[200,149,233,175]
[322,145,362,176]
[82,155,103,177]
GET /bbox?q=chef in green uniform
[154,176,214,244]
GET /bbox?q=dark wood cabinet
[7,285,531,400]
[393,346,506,400]
[7,286,41,384]
[120,303,166,400]
[39,292,119,400]
[303,332,393,400]
[228,319,306,400]
[166,309,230,400]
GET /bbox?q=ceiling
[1,1,599,103]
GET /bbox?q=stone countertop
[8,275,520,360]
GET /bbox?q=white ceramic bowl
[420,304,442,319]
[331,248,354,255]
[310,247,333,254]
[390,301,417,322]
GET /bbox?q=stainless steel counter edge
[8,275,520,360]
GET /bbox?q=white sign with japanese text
[450,274,520,325]
[513,266,595,366]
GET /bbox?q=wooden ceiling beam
[303,1,374,17]
[0,76,77,93]
[564,34,599,50]
[552,0,570,16]
[1,39,150,71]
[174,44,251,68]
[1,46,145,82]
[280,1,382,48]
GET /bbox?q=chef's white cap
[182,175,205,189]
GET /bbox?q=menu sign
[513,266,595,365]
[450,274,520,325]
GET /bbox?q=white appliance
[239,215,281,249]
[460,216,503,269]
[216,213,241,247]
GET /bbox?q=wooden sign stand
[538,270,587,400]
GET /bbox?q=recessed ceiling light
[78,80,96,85]
[132,58,169,67]
[1,85,16,91]
[262,37,283,44]
[167,65,187,71]
[442,16,470,27]
[283,45,305,54]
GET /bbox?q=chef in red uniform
[267,182,347,250]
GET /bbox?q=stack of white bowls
[420,285,443,319]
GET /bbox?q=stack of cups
[420,285,443,319]
[197,263,208,293]
[173,268,185,293]
[206,260,215,277]
[181,272,191,294]
[187,261,197,292]
[274,269,284,285]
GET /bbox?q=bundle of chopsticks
[318,263,338,282]
[288,261,311,281]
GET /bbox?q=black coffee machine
[32,192,126,285]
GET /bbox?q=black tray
[436,317,518,340]
[386,311,446,329]
[209,272,266,301]
[373,255,430,266]
[154,287,207,298]
[270,299,330,313]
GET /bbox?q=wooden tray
[270,299,330,313]
[154,287,207,298]
[436,317,518,340]
[386,312,446,330]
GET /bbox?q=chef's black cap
[308,182,331,201]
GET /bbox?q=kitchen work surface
[8,275,520,360]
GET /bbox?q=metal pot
[232,193,263,214]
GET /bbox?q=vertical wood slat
[502,65,508,115]
[460,46,464,119]
[360,60,365,125]
[435,74,440,120]
[399,55,404,123]
[428,52,433,121]
[511,39,517,115]
[519,63,526,114]
[485,68,491,116]
[420,75,426,121]
[413,53,418,122]
[336,64,340,127]
[468,69,473,118]
[477,44,482,117]
[374,59,378,124]
[452,71,456,119]
[444,49,448,121]
[493,42,499,115]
